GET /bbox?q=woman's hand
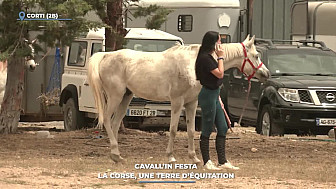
[215,44,224,58]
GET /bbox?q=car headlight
[278,88,300,102]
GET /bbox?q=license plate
[316,118,336,126]
[127,109,157,117]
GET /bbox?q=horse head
[239,35,270,82]
[24,39,38,72]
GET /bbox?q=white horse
[0,60,7,107]
[0,39,38,108]
[87,35,270,163]
[24,39,38,71]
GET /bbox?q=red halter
[240,43,263,81]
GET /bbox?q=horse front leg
[166,99,183,163]
[184,100,201,165]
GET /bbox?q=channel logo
[17,11,72,21]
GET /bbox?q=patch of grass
[46,182,59,186]
[91,183,103,188]
[40,171,53,176]
[1,179,28,185]
[54,170,71,177]
[6,175,20,179]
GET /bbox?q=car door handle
[83,81,89,86]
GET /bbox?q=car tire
[63,98,85,131]
[258,104,284,136]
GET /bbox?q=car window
[124,39,181,52]
[267,50,336,75]
[68,41,87,67]
[91,43,102,55]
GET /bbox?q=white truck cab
[59,28,189,130]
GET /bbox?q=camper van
[126,0,241,44]
[291,1,336,51]
[59,28,190,131]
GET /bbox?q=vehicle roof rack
[255,38,329,50]
[255,38,274,48]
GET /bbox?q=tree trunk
[105,0,127,51]
[0,57,25,134]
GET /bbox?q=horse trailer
[291,1,336,52]
[126,0,241,44]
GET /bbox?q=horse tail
[87,52,107,127]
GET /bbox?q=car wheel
[63,98,85,131]
[258,104,284,136]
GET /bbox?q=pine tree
[0,0,102,133]
[86,0,171,51]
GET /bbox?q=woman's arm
[210,58,224,78]
[211,44,225,78]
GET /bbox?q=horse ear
[243,34,250,44]
[246,35,256,48]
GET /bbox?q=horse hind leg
[111,89,133,141]
[166,98,183,163]
[184,100,201,165]
[104,91,125,163]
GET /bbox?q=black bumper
[271,106,336,134]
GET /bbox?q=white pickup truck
[59,28,202,131]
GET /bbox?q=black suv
[220,39,336,136]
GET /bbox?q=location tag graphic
[19,11,25,21]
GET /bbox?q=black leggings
[198,87,228,137]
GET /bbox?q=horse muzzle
[256,69,271,83]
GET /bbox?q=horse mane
[219,43,243,62]
[166,43,242,61]
[165,44,201,53]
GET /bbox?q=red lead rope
[238,80,252,126]
[219,96,234,133]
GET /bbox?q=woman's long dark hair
[195,31,219,80]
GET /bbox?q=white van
[59,28,195,130]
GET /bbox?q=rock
[251,148,258,153]
[36,131,50,138]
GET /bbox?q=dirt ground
[0,121,335,189]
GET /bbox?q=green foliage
[0,0,171,60]
[0,0,103,60]
[133,5,172,29]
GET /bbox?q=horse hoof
[168,156,177,163]
[110,154,125,163]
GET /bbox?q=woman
[195,31,239,170]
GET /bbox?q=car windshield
[124,39,181,52]
[267,49,336,76]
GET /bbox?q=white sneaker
[218,161,240,170]
[204,160,221,170]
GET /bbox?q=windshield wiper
[272,73,304,76]
[306,73,335,76]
